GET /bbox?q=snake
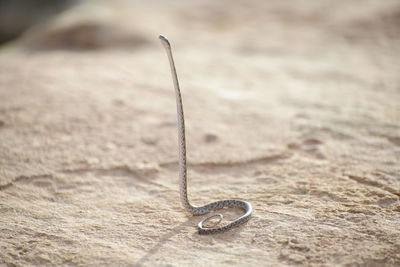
[159,35,252,235]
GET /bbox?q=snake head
[159,35,171,49]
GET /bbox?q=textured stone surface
[1,0,399,266]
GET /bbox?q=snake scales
[159,35,252,234]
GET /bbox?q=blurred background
[1,0,399,53]
[1,0,399,182]
[0,0,75,44]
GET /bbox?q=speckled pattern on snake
[159,34,252,235]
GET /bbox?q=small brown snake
[159,35,252,234]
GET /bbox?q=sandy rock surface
[1,0,399,266]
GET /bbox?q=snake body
[159,35,252,235]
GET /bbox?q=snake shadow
[133,210,251,266]
[133,218,194,266]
